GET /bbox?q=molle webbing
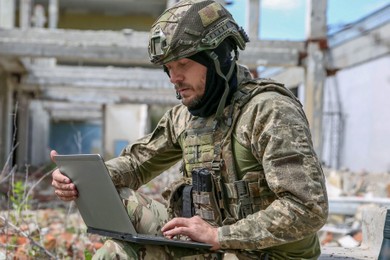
[192,168,222,226]
[181,79,295,222]
[193,192,217,221]
[183,126,218,173]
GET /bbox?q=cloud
[262,0,304,10]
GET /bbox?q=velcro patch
[198,3,223,27]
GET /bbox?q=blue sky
[226,0,390,40]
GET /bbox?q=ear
[163,65,170,77]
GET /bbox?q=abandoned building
[0,1,388,173]
[0,0,390,259]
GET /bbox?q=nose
[169,69,184,85]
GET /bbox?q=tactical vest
[166,79,304,226]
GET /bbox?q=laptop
[54,154,212,249]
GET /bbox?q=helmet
[148,0,249,65]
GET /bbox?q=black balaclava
[168,40,238,118]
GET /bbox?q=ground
[1,164,387,259]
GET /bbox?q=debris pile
[0,164,181,259]
[0,208,102,259]
[320,168,390,248]
[1,165,390,258]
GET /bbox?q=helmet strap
[207,49,238,121]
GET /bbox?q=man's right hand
[50,150,78,201]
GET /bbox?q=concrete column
[305,0,327,40]
[29,101,50,166]
[0,0,15,28]
[247,0,260,40]
[19,0,32,29]
[304,0,327,158]
[140,104,150,136]
[48,0,58,29]
[0,73,15,172]
[15,92,30,171]
[305,43,326,158]
[15,93,51,169]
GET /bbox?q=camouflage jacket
[105,65,328,257]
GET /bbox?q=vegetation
[0,161,103,259]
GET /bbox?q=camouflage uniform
[93,189,219,259]
[93,65,328,259]
[94,0,328,259]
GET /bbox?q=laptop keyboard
[135,233,193,242]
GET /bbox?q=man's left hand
[161,215,221,251]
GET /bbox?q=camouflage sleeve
[218,91,328,250]
[104,105,189,189]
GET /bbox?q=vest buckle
[211,159,223,171]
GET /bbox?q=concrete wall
[47,104,149,163]
[322,56,390,172]
[57,13,155,31]
[104,104,148,159]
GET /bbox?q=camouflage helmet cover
[148,0,249,65]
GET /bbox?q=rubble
[0,163,180,259]
[0,207,102,259]
[320,168,390,250]
[1,165,390,258]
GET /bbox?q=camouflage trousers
[92,188,222,260]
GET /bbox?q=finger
[163,226,190,238]
[57,195,77,201]
[55,189,78,200]
[52,169,71,184]
[54,189,76,197]
[161,217,187,232]
[52,180,76,191]
[50,150,58,162]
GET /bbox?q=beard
[175,83,204,109]
[184,95,203,109]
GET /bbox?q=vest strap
[182,185,194,218]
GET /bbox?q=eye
[178,59,190,67]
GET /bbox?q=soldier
[51,0,328,259]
